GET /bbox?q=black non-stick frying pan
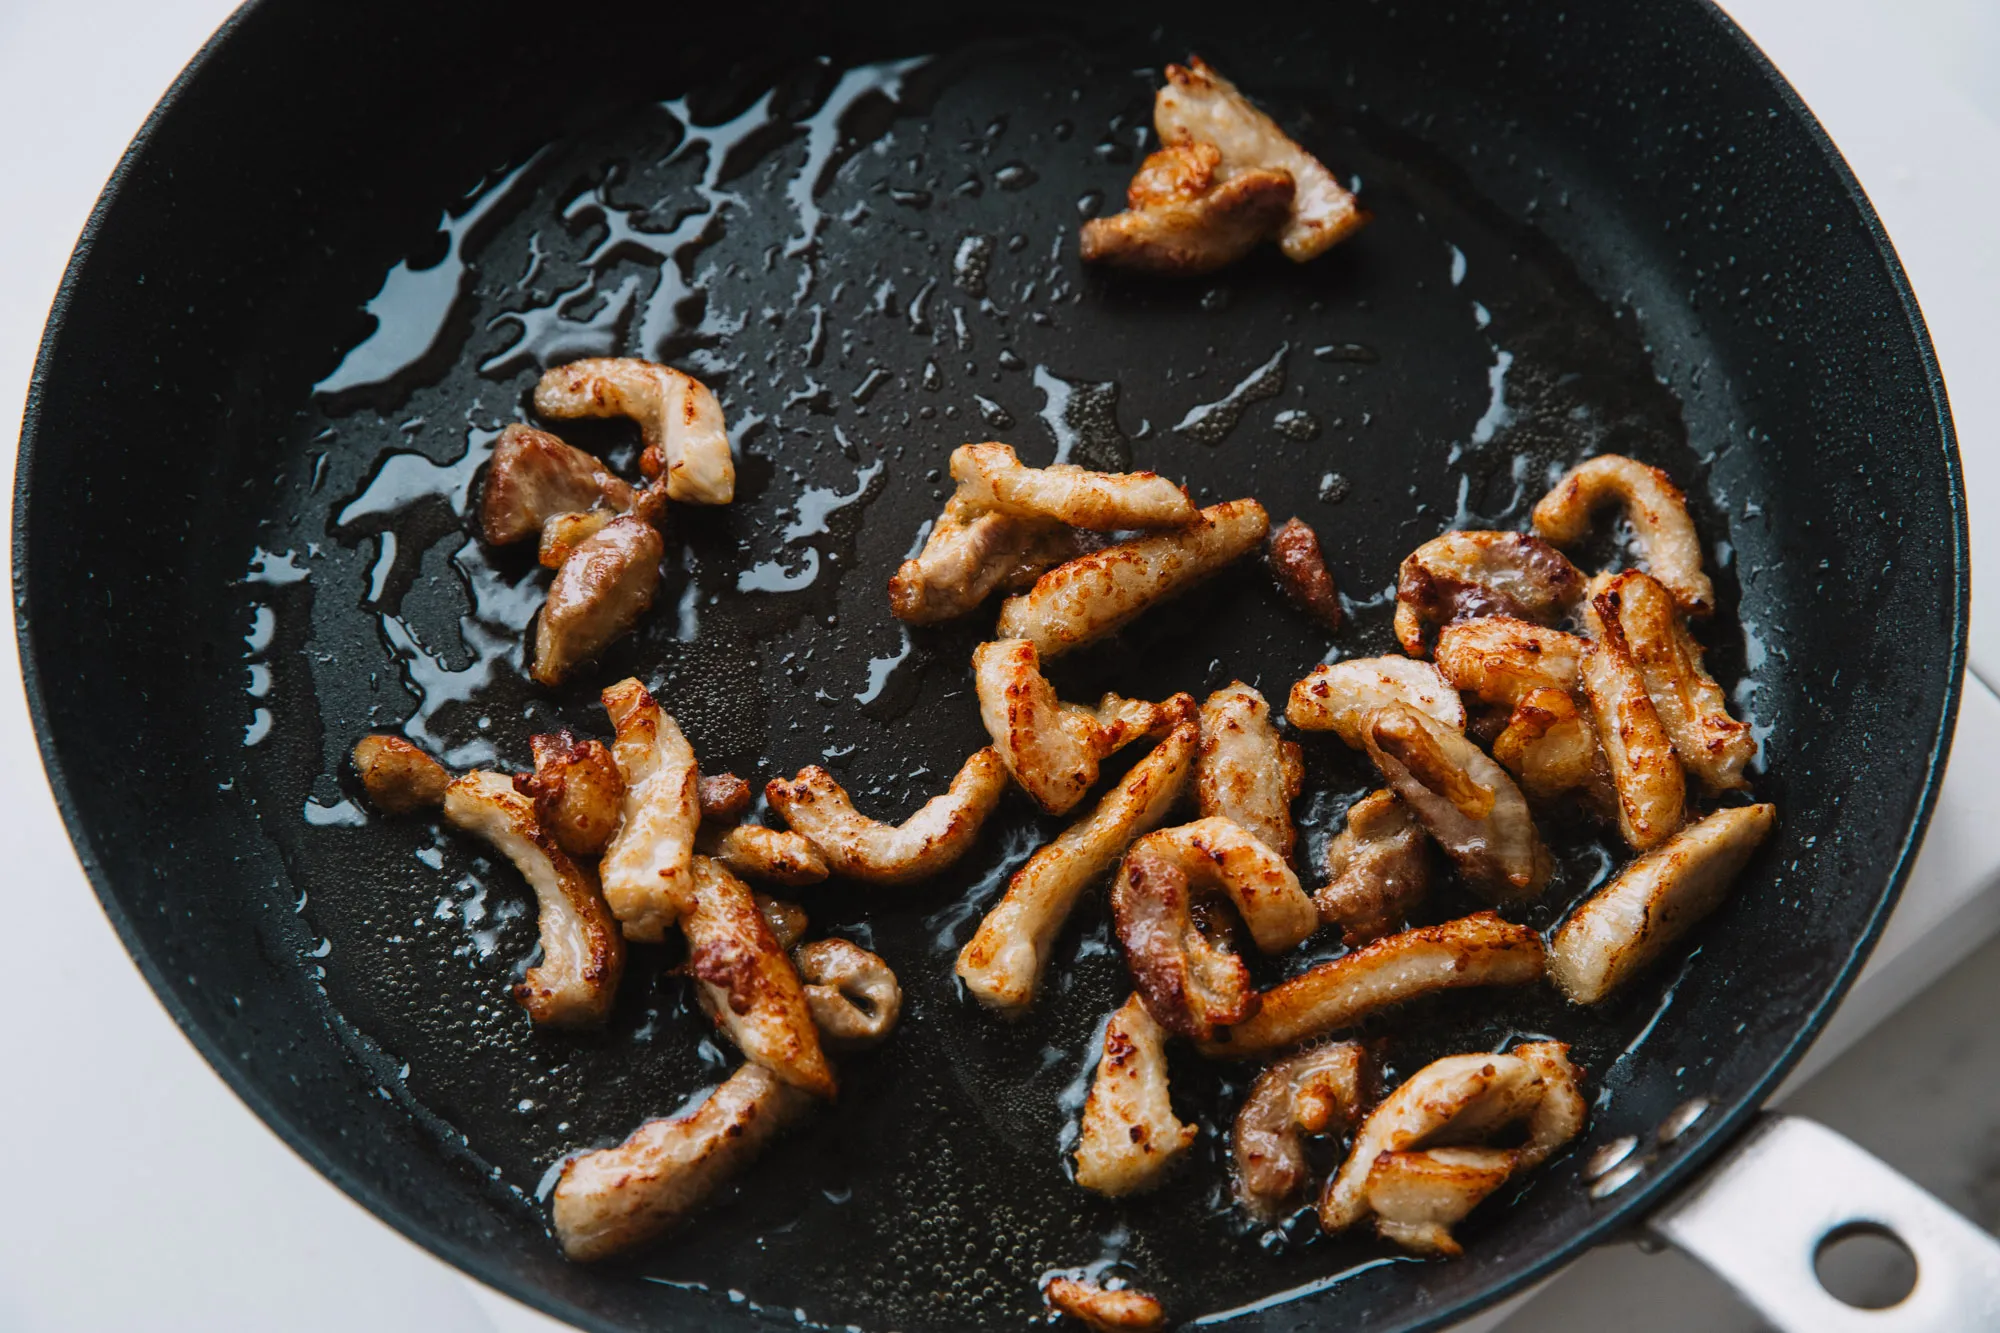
[15,0,1972,1329]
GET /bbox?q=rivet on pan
[1584,1135,1640,1182]
[1657,1097,1711,1145]
[1588,1158,1646,1200]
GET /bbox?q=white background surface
[2,2,1998,1329]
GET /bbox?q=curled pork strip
[1233,1041,1370,1220]
[1317,789,1431,945]
[887,494,1088,625]
[1364,704,1552,901]
[995,498,1270,659]
[1200,912,1546,1059]
[766,747,1010,885]
[974,638,1169,815]
[1125,818,1317,954]
[1287,656,1466,749]
[537,509,619,569]
[1154,56,1369,261]
[695,823,830,888]
[951,442,1197,529]
[1533,454,1714,615]
[1580,631,1686,851]
[1433,616,1588,705]
[1434,617,1612,807]
[1365,1148,1516,1257]
[1266,516,1344,632]
[479,423,635,547]
[1393,530,1586,656]
[1112,848,1258,1042]
[684,856,835,1098]
[533,358,734,505]
[551,1062,814,1262]
[1196,682,1303,862]
[1596,570,1756,791]
[1044,1276,1167,1332]
[793,938,902,1048]
[697,772,755,822]
[442,771,623,1028]
[598,678,701,942]
[1079,140,1296,275]
[958,707,1198,1013]
[1074,995,1197,1196]
[1550,803,1776,1003]
[532,516,663,687]
[1492,686,1614,807]
[1322,1039,1583,1252]
[351,734,450,814]
[515,731,625,859]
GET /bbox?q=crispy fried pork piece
[1200,913,1546,1059]
[1074,996,1197,1196]
[1434,616,1588,703]
[1364,704,1551,900]
[1550,804,1776,1003]
[684,856,835,1098]
[888,495,1088,625]
[1533,455,1714,616]
[533,358,735,505]
[531,516,664,687]
[974,639,1170,815]
[1580,633,1685,851]
[697,772,755,822]
[1364,1147,1517,1257]
[599,678,701,942]
[351,734,450,814]
[1514,1040,1588,1170]
[958,706,1199,1013]
[1045,1276,1167,1332]
[537,509,620,569]
[1079,141,1296,275]
[755,895,808,951]
[1112,849,1257,1042]
[1154,56,1368,261]
[551,1062,814,1262]
[695,823,831,888]
[1196,682,1303,862]
[1435,617,1612,808]
[1595,570,1756,791]
[479,423,636,547]
[766,748,1010,885]
[951,443,1197,529]
[1323,1039,1585,1254]
[1125,818,1317,954]
[1266,516,1343,632]
[793,938,902,1048]
[1287,656,1467,749]
[1233,1042,1370,1220]
[1318,789,1431,945]
[1393,531,1585,656]
[441,771,624,1027]
[995,499,1270,659]
[1491,686,1614,807]
[515,731,626,859]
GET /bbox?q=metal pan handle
[1648,1113,2000,1330]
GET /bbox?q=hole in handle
[1814,1222,1919,1310]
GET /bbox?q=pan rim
[10,0,1969,1328]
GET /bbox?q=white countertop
[2,2,1997,1329]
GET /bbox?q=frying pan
[14,0,1979,1328]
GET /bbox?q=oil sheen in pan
[228,37,1771,1331]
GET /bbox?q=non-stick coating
[16,1,1963,1330]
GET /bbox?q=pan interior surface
[16,2,1962,1330]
